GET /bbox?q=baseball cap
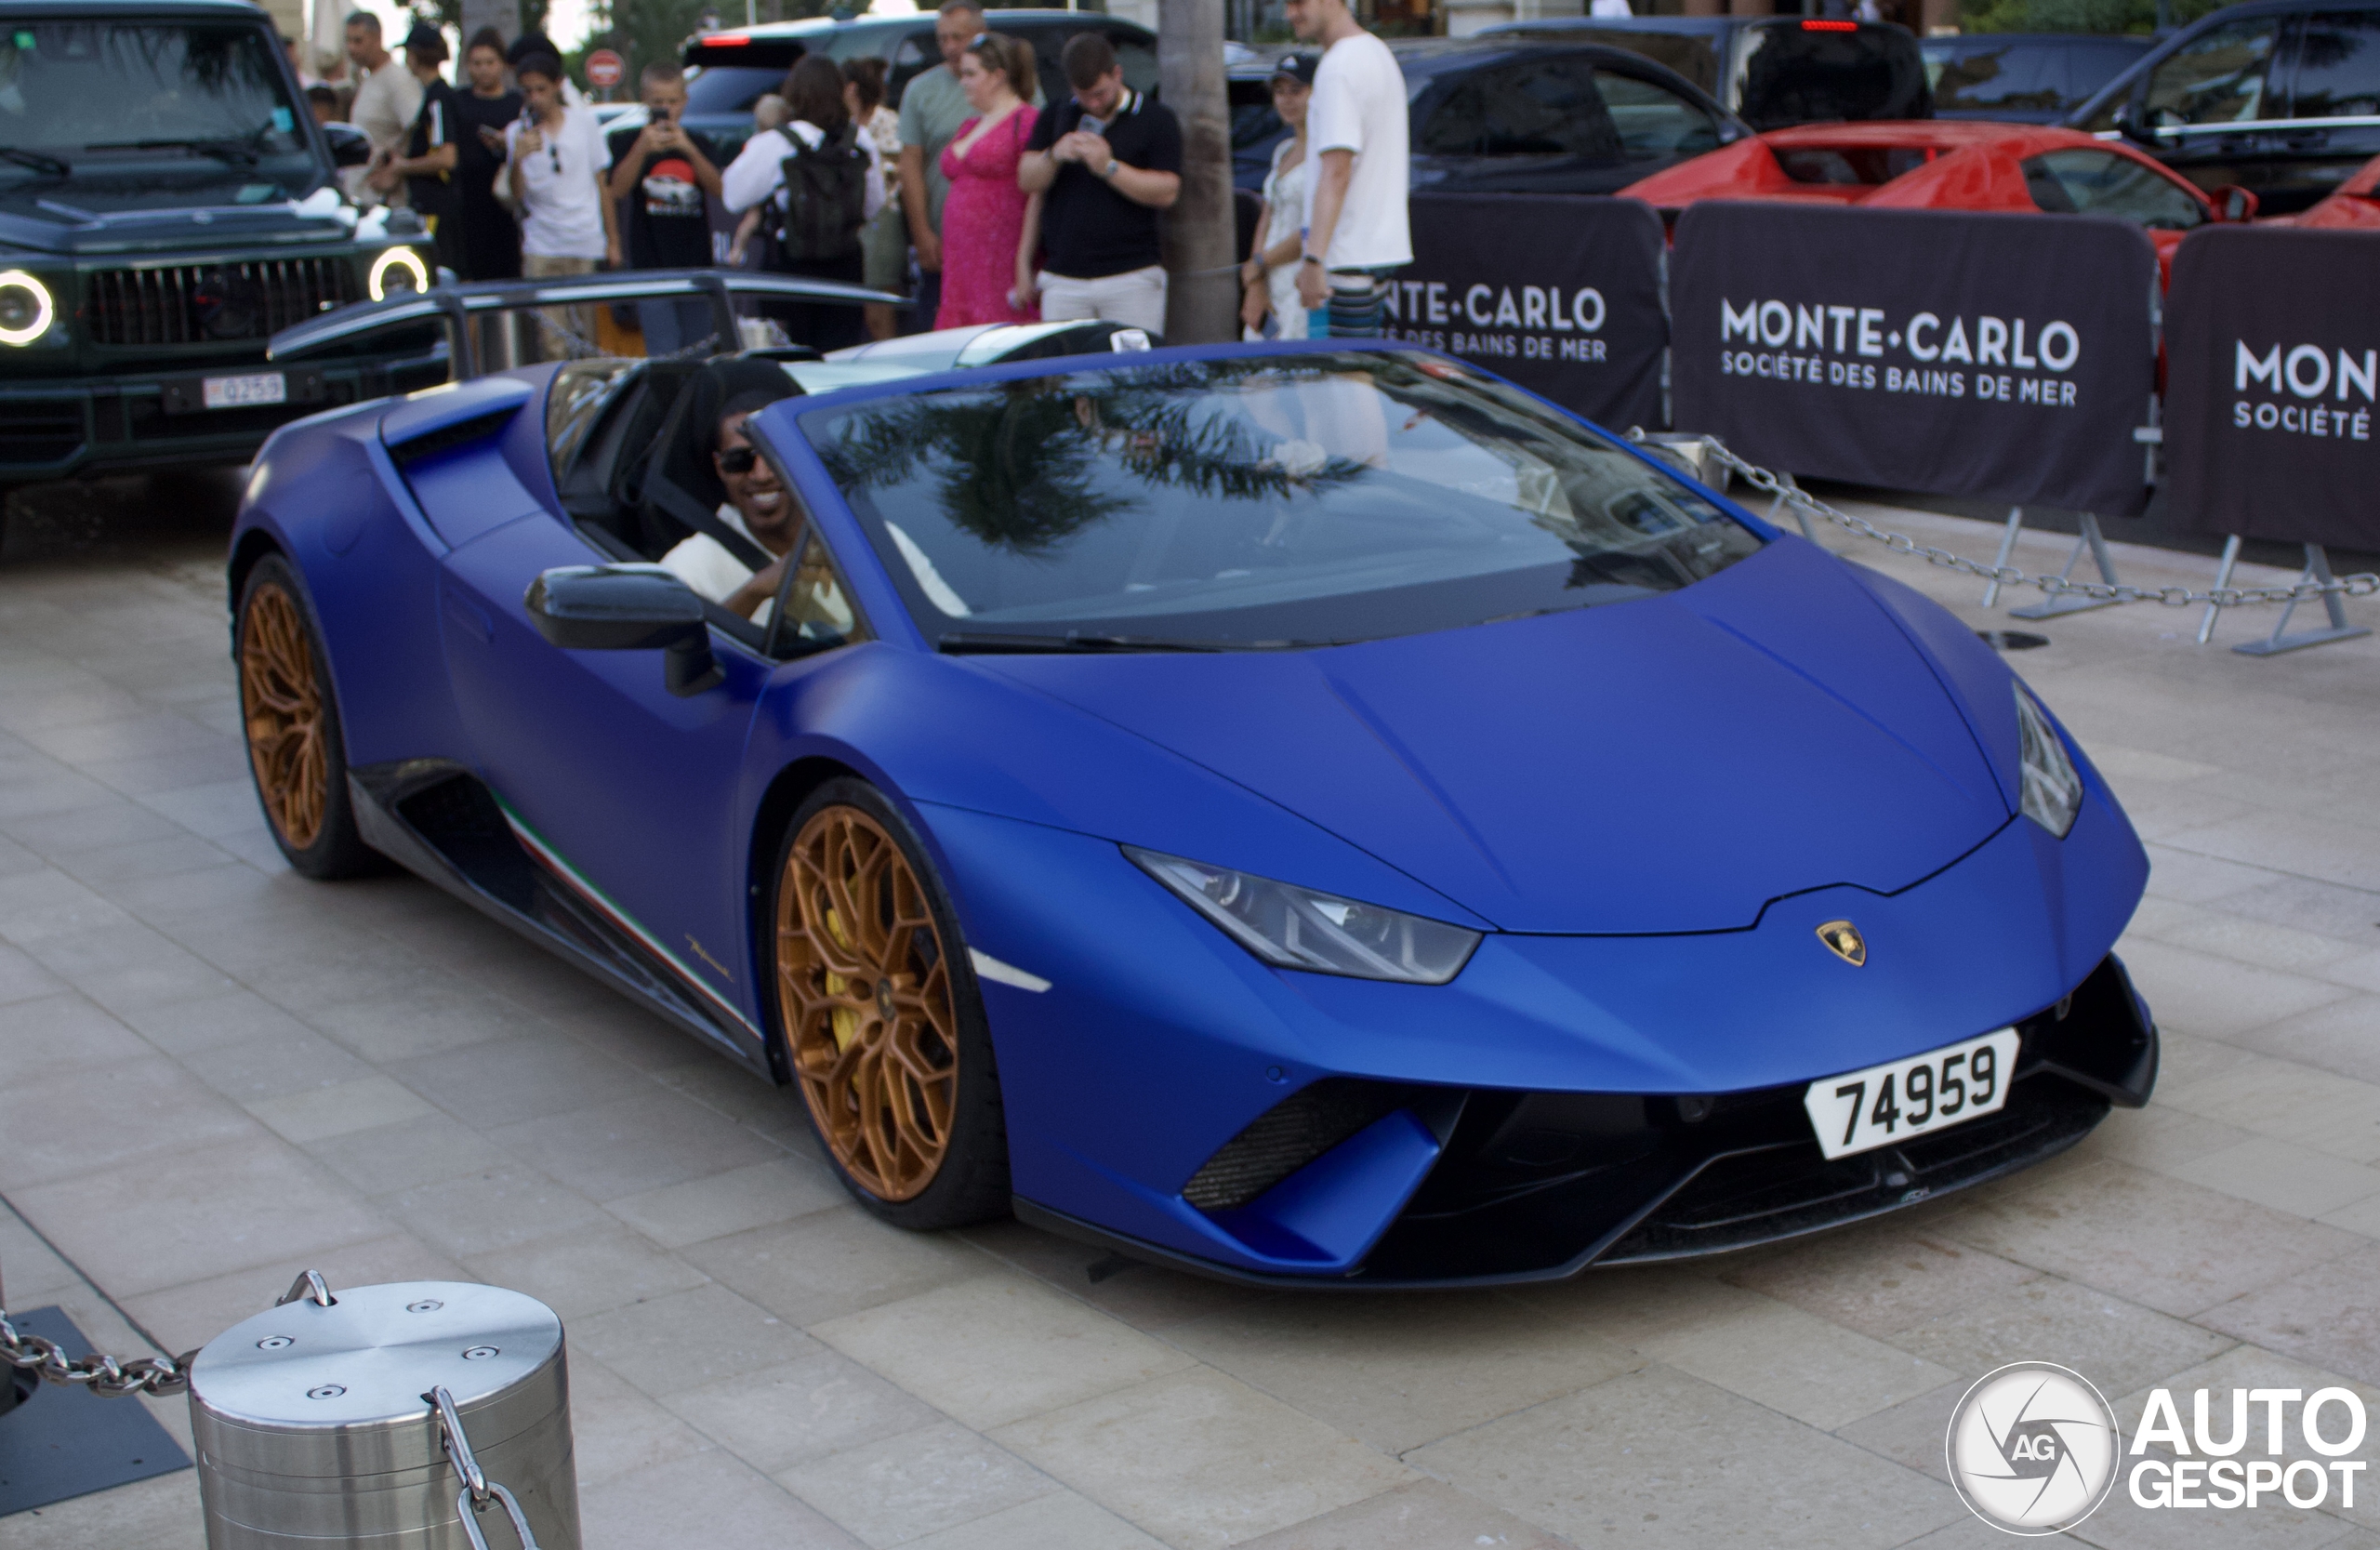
[1272,51,1317,86]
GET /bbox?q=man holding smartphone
[507,53,617,359]
[608,62,725,356]
[1016,33,1181,335]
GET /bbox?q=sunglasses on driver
[717,444,761,475]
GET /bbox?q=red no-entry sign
[586,49,624,89]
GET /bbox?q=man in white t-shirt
[506,53,618,359]
[1287,0,1409,338]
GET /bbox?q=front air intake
[1182,1080,1409,1212]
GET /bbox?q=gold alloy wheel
[776,804,959,1201]
[239,581,328,852]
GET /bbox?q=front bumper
[1017,953,2155,1289]
[0,353,445,483]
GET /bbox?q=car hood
[0,177,351,256]
[979,541,2014,934]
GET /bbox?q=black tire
[235,555,380,880]
[769,776,1011,1229]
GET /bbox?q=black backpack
[775,123,868,264]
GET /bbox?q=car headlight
[367,245,430,301]
[2014,683,2082,839]
[1126,847,1481,984]
[0,270,55,346]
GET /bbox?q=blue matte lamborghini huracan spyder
[231,285,2156,1287]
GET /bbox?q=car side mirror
[2219,185,2259,221]
[323,122,373,168]
[524,565,723,696]
[2112,103,2162,150]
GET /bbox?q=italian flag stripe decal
[492,792,760,1038]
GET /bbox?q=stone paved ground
[4,474,2380,1550]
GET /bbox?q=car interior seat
[630,357,802,564]
[563,362,702,560]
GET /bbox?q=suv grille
[85,259,355,347]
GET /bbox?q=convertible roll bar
[267,269,907,381]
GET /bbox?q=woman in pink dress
[935,33,1039,329]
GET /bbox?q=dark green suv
[0,0,443,486]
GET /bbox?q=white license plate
[1803,1028,2020,1160]
[202,371,286,410]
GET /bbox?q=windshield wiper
[937,630,1289,655]
[82,137,260,166]
[0,146,72,178]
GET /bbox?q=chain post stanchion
[2199,535,2242,644]
[1624,430,2380,615]
[2010,513,2124,620]
[1983,508,2022,609]
[2232,544,2376,656]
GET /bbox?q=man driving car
[660,392,802,623]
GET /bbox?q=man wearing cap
[1287,0,1409,337]
[344,11,421,207]
[371,26,464,267]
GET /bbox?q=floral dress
[936,103,1039,329]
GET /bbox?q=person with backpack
[937,33,1038,329]
[722,56,885,352]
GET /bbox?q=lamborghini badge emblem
[1817,920,1867,967]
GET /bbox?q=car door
[1413,54,1632,195]
[432,486,781,1064]
[1594,65,1726,178]
[2273,8,2380,211]
[2131,14,2293,204]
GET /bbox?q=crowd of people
[291,0,1409,355]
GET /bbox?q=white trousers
[1037,265,1169,336]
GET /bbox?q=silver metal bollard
[188,1276,580,1550]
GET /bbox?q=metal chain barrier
[0,1268,327,1400]
[1633,430,2380,610]
[0,1309,199,1398]
[434,1384,545,1550]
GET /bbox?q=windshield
[805,351,1764,650]
[0,22,312,177]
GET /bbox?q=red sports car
[2277,153,2380,229]
[1620,122,2256,282]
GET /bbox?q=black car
[1923,32,2152,124]
[1483,16,1929,130]
[2067,0,2380,214]
[654,10,1159,162]
[1227,39,1744,198]
[0,0,443,486]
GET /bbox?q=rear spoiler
[267,268,906,381]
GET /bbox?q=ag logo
[1947,1362,2121,1535]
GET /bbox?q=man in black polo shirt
[1018,33,1181,336]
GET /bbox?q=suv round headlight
[368,245,430,302]
[0,271,56,346]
